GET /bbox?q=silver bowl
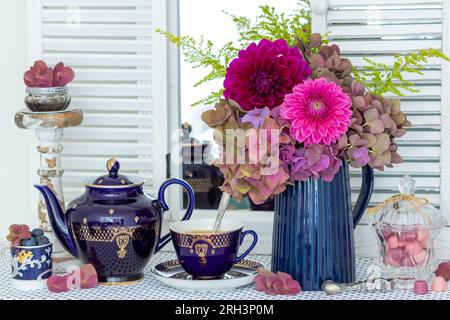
[25,86,71,112]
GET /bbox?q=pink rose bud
[414,280,429,295]
[432,276,448,292]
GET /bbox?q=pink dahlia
[223,39,311,111]
[281,78,352,146]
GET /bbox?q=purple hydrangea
[281,143,342,182]
[242,107,271,128]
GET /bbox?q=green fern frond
[155,29,238,106]
[353,48,450,96]
[191,90,224,107]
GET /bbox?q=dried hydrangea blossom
[6,224,31,247]
[254,268,302,295]
[303,34,410,170]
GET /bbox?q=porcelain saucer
[151,259,265,291]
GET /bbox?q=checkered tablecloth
[1,252,449,300]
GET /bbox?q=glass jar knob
[398,175,415,195]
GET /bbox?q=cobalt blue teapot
[35,158,195,284]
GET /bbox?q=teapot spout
[34,185,78,258]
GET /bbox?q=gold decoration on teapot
[115,234,130,259]
[74,223,158,243]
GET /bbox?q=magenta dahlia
[223,39,311,111]
[280,78,352,146]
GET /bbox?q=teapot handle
[155,178,195,253]
[352,165,374,227]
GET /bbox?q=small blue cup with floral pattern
[1,243,52,290]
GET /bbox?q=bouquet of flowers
[159,4,449,205]
[201,35,409,204]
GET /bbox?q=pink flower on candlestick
[281,78,352,146]
[224,39,311,111]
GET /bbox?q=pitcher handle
[353,165,374,227]
[155,178,195,253]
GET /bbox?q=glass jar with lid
[370,176,447,287]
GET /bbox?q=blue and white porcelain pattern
[0,249,449,300]
[2,243,52,291]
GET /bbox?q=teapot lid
[85,159,143,188]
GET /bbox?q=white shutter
[28,0,175,202]
[313,0,444,206]
[312,0,450,258]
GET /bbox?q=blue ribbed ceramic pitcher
[272,161,374,291]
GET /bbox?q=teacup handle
[155,178,195,253]
[235,230,258,263]
[1,246,10,268]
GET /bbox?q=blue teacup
[170,219,258,279]
[1,243,52,290]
